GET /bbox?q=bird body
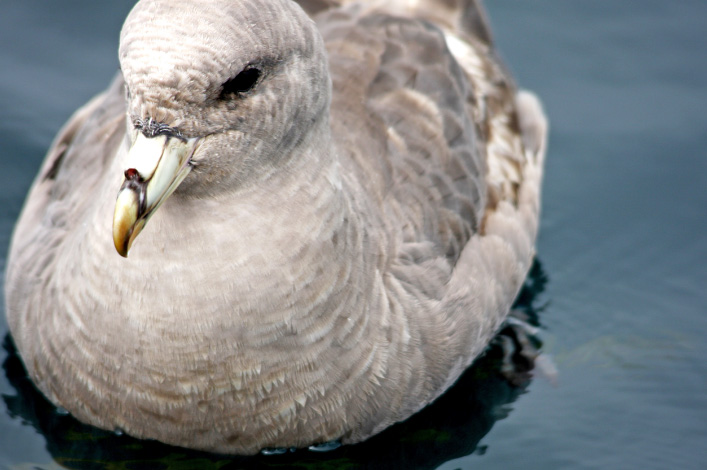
[5,0,547,454]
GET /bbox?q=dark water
[1,1,705,469]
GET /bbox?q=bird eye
[219,67,261,98]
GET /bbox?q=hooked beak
[112,133,200,257]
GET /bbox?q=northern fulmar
[5,0,547,455]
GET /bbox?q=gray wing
[319,4,546,322]
[320,8,494,276]
[316,4,547,428]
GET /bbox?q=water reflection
[2,261,547,470]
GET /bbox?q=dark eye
[219,67,261,98]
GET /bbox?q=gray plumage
[5,0,547,454]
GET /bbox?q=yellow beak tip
[115,241,130,258]
[113,187,141,257]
